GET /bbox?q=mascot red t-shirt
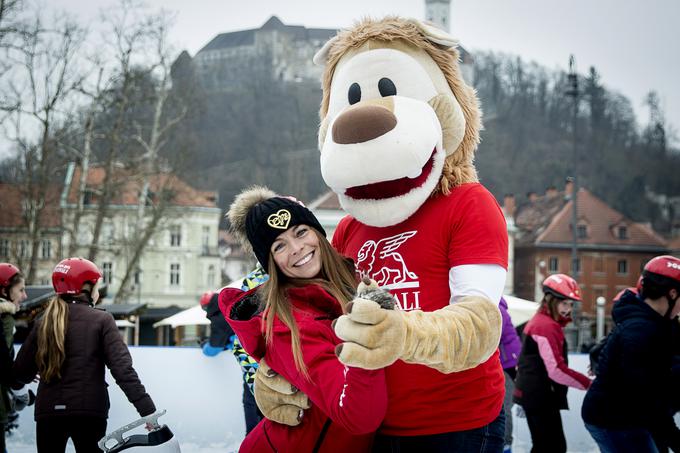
[333,183,507,434]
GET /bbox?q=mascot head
[315,17,481,227]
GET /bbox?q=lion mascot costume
[250,17,509,450]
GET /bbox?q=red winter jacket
[513,306,591,411]
[220,284,387,453]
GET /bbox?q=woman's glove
[254,358,310,426]
[230,292,262,321]
[333,295,502,373]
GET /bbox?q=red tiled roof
[0,183,62,228]
[65,166,218,209]
[516,188,666,249]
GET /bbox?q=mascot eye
[348,83,361,105]
[378,78,397,97]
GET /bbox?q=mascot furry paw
[316,17,509,435]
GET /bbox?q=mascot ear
[313,35,339,66]
[408,19,459,49]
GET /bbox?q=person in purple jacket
[499,297,522,453]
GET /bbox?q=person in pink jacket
[513,274,591,453]
[220,187,387,452]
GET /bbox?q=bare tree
[4,12,85,282]
[86,0,158,262]
[59,61,108,257]
[0,0,26,123]
[113,10,189,303]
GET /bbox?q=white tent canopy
[153,304,210,329]
[153,279,243,329]
[504,294,539,326]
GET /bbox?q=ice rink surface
[7,347,677,452]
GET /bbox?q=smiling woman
[220,185,388,452]
[271,225,322,280]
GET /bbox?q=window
[170,225,182,247]
[617,259,628,275]
[102,262,113,284]
[577,225,588,239]
[571,258,581,274]
[102,222,115,244]
[207,265,216,287]
[170,263,181,286]
[0,239,9,257]
[548,256,559,272]
[41,239,51,259]
[617,226,628,239]
[83,190,93,205]
[134,268,141,285]
[19,240,29,258]
[202,226,210,254]
[593,255,605,273]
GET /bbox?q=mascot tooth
[318,17,510,439]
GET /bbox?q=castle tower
[425,0,451,31]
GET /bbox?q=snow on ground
[7,348,677,452]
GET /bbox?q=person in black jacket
[200,285,263,434]
[0,263,28,450]
[513,274,591,453]
[14,258,156,453]
[582,255,680,453]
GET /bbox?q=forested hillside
[174,50,679,232]
[472,52,679,231]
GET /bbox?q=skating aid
[98,410,181,452]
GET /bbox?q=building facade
[190,16,335,91]
[512,182,668,315]
[61,164,222,309]
[425,0,451,31]
[0,183,63,285]
[218,229,257,285]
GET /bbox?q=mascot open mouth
[345,148,436,200]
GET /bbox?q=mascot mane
[318,17,482,193]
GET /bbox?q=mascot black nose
[332,104,397,144]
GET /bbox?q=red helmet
[52,258,102,295]
[0,263,21,287]
[199,291,214,307]
[543,273,582,301]
[642,255,680,285]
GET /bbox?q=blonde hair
[260,230,357,379]
[36,296,69,382]
[36,282,95,382]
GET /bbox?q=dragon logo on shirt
[356,231,418,288]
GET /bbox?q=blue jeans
[373,409,505,453]
[585,423,659,453]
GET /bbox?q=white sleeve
[448,264,506,305]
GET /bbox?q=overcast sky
[50,0,680,141]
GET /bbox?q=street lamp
[566,55,582,349]
[566,55,580,279]
[596,296,606,341]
